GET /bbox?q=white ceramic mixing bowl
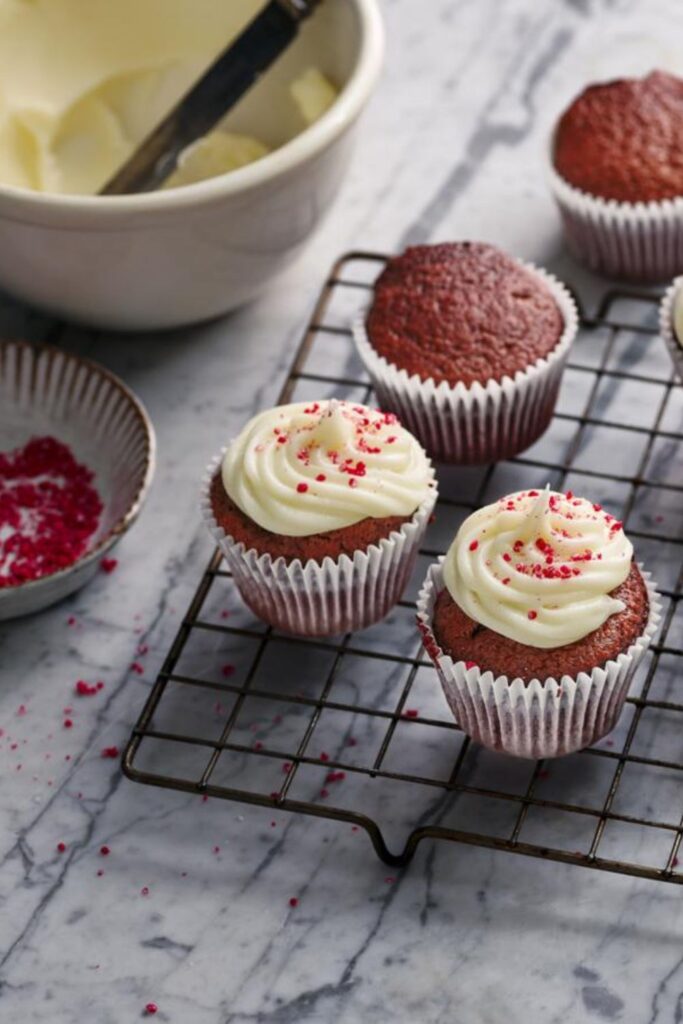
[0,0,383,330]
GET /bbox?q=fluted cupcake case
[201,452,437,637]
[549,160,683,283]
[659,277,683,382]
[416,560,661,760]
[352,263,578,465]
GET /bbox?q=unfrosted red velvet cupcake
[550,71,683,281]
[353,242,577,464]
[417,488,660,758]
[201,399,437,636]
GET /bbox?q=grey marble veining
[1,1,683,1022]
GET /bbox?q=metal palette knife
[101,0,322,195]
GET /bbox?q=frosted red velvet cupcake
[417,488,660,758]
[353,242,577,464]
[550,71,683,281]
[201,399,437,636]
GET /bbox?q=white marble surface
[1,1,683,1021]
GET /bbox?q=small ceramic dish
[0,341,155,620]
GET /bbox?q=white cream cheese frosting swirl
[442,488,633,649]
[221,400,435,537]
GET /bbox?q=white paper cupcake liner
[352,261,578,465]
[659,276,683,383]
[200,451,437,637]
[549,161,683,283]
[416,560,661,759]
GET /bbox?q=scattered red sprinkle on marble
[282,762,292,774]
[351,825,359,832]
[100,558,118,574]
[17,704,27,716]
[288,896,298,908]
[10,742,17,750]
[64,754,71,761]
[130,662,144,675]
[403,709,419,719]
[253,741,263,751]
[319,751,330,762]
[99,845,110,856]
[270,821,277,828]
[465,661,477,670]
[213,845,220,854]
[296,482,309,494]
[141,886,150,896]
[63,718,73,729]
[97,869,104,877]
[220,609,231,619]
[137,644,149,656]
[221,664,235,678]
[96,681,104,691]
[75,680,98,696]
[673,857,680,868]
[144,1003,158,1016]
[101,746,119,759]
[320,788,330,798]
[347,737,357,747]
[528,610,538,620]
[67,616,77,626]
[57,841,66,853]
[201,794,209,803]
[326,771,346,783]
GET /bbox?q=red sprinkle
[315,474,326,482]
[320,788,330,798]
[468,540,479,552]
[57,841,66,853]
[101,746,119,759]
[141,886,150,896]
[63,718,73,729]
[403,709,419,719]
[100,558,118,574]
[144,1004,158,1016]
[221,664,235,678]
[319,751,330,762]
[288,896,299,908]
[130,662,144,675]
[75,680,98,697]
[0,437,103,588]
[296,482,309,494]
[99,845,110,856]
[528,610,538,620]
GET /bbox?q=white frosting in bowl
[221,399,434,537]
[442,488,633,649]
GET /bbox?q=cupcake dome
[417,488,660,758]
[554,71,683,204]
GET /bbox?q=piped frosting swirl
[442,488,633,649]
[221,400,434,537]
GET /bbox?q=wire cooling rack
[123,252,683,882]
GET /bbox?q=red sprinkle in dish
[296,482,308,494]
[0,436,102,588]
